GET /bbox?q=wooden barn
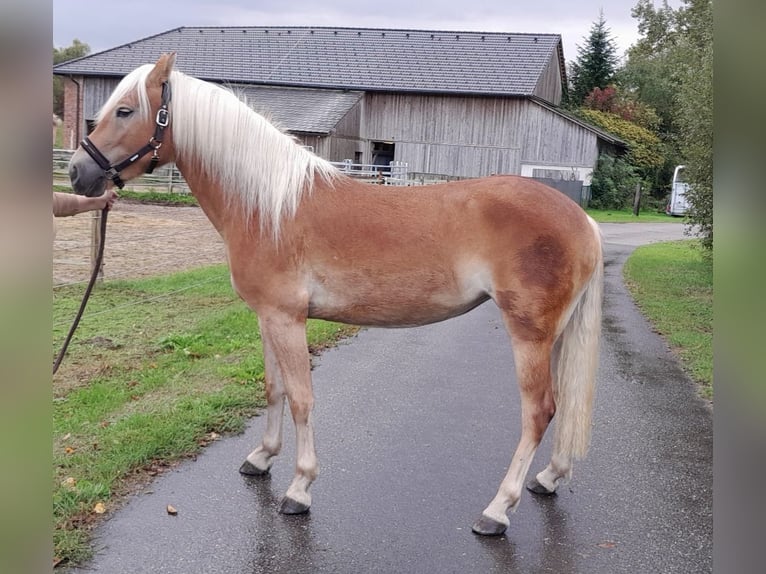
[54,26,624,193]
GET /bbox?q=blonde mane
[98,64,340,237]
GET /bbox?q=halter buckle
[156,108,169,127]
[105,168,125,189]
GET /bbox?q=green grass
[52,264,356,566]
[52,186,198,207]
[116,189,199,206]
[623,240,713,398]
[586,208,680,223]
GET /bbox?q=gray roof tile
[234,86,363,134]
[53,26,562,96]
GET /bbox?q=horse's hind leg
[526,338,572,495]
[240,334,286,476]
[472,336,556,536]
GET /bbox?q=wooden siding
[521,100,599,166]
[396,142,521,177]
[533,50,564,105]
[360,93,599,178]
[322,98,365,161]
[333,98,364,140]
[297,134,362,162]
[83,78,121,119]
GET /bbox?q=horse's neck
[175,157,258,238]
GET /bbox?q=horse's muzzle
[68,151,107,197]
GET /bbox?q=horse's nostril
[69,163,78,184]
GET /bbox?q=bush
[589,154,641,210]
[578,108,664,174]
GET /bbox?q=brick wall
[62,77,82,150]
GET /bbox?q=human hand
[95,189,119,211]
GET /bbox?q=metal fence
[54,151,589,205]
[54,149,417,189]
[330,159,410,185]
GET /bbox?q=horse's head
[69,53,177,196]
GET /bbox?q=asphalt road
[67,221,712,574]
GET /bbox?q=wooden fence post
[632,182,642,216]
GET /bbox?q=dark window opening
[371,141,395,166]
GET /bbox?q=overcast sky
[53,0,682,65]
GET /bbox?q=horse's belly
[308,282,491,327]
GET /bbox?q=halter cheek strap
[80,81,172,189]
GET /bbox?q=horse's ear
[148,52,177,86]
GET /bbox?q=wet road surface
[66,222,712,574]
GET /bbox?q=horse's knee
[287,396,314,421]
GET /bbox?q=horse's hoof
[239,460,269,476]
[526,477,557,496]
[471,515,507,536]
[279,496,310,515]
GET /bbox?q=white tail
[552,220,603,461]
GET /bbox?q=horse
[68,53,603,536]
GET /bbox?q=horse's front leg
[250,311,317,514]
[240,333,286,476]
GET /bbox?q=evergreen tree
[568,11,619,106]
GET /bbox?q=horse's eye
[116,107,133,118]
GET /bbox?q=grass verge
[52,264,356,567]
[586,208,680,223]
[623,240,713,398]
[52,186,199,207]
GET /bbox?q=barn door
[371,141,395,166]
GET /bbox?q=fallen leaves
[597,540,618,549]
[196,431,222,447]
[93,502,106,514]
[166,504,178,516]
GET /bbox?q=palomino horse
[68,54,603,536]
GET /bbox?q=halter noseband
[79,81,171,190]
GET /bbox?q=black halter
[79,81,171,189]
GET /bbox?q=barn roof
[53,26,564,97]
[236,85,364,134]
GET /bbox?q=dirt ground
[53,201,226,286]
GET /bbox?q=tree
[568,11,620,106]
[53,39,90,117]
[577,106,666,210]
[620,0,681,137]
[581,83,668,197]
[620,0,712,249]
[583,85,661,132]
[675,0,713,250]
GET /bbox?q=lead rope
[53,207,108,375]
